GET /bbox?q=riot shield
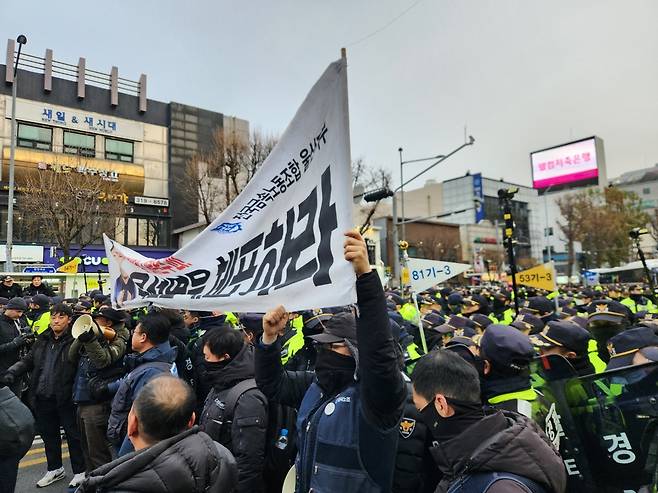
[532,356,658,492]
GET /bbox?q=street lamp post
[6,34,28,273]
[391,136,475,284]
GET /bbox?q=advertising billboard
[530,137,604,192]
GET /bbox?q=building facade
[1,40,248,273]
[388,175,542,271]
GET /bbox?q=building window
[17,123,52,151]
[63,131,95,157]
[643,187,651,195]
[105,138,134,162]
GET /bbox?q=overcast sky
[3,0,658,189]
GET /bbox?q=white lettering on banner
[6,98,144,141]
[104,59,356,312]
[406,258,471,293]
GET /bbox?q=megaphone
[72,314,100,339]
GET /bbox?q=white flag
[104,59,357,312]
[407,257,471,293]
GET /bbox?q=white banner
[104,59,357,312]
[407,257,471,293]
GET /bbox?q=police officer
[510,313,545,335]
[621,284,657,314]
[531,320,596,376]
[479,325,538,418]
[489,291,514,325]
[605,326,658,371]
[522,296,558,324]
[587,299,631,368]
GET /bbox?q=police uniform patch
[399,418,416,439]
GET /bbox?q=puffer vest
[295,381,398,493]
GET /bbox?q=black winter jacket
[78,427,238,493]
[394,378,439,493]
[200,344,268,493]
[23,283,55,297]
[0,314,23,373]
[0,385,35,459]
[6,328,76,408]
[430,410,567,493]
[0,283,23,299]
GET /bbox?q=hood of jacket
[140,341,177,364]
[80,427,236,493]
[208,343,255,391]
[430,410,567,493]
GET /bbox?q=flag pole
[400,241,428,354]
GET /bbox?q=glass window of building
[17,123,52,150]
[63,131,95,157]
[643,187,651,195]
[105,138,134,162]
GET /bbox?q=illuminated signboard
[530,137,604,192]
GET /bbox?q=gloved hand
[12,333,33,348]
[88,376,111,401]
[1,371,15,386]
[77,328,97,344]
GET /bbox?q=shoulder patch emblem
[399,418,416,439]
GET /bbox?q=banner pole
[552,260,559,312]
[401,242,428,354]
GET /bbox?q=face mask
[204,359,231,376]
[315,347,356,395]
[630,293,643,302]
[420,397,484,443]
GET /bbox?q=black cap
[447,293,465,305]
[307,312,357,346]
[302,311,333,333]
[606,327,658,370]
[30,294,50,309]
[434,316,476,335]
[523,296,554,316]
[387,293,405,306]
[92,307,126,323]
[559,306,578,317]
[531,320,592,355]
[587,300,631,324]
[470,313,493,330]
[511,313,545,334]
[469,294,490,309]
[5,297,27,311]
[0,297,9,306]
[480,324,534,370]
[74,300,93,312]
[422,312,445,328]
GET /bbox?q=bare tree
[180,128,278,225]
[416,232,461,261]
[19,169,126,262]
[556,193,585,277]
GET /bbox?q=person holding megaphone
[68,307,130,476]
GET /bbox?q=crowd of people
[0,236,657,493]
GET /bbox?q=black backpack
[203,378,297,493]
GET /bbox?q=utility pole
[6,34,28,273]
